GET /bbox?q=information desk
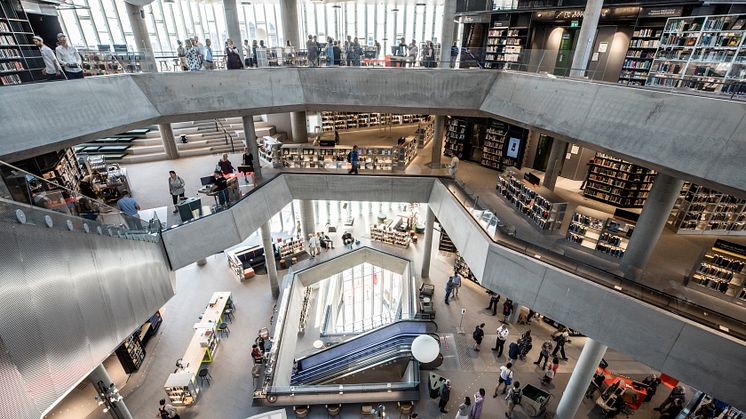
[164,292,232,406]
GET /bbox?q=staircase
[119,116,285,164]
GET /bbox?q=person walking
[308,233,320,258]
[517,330,532,360]
[203,38,214,70]
[218,153,235,175]
[534,339,553,369]
[347,145,359,174]
[492,324,509,356]
[494,362,514,396]
[551,328,569,360]
[542,357,560,385]
[472,323,485,351]
[451,271,462,297]
[444,275,455,304]
[306,35,318,67]
[454,396,471,419]
[505,381,522,418]
[33,36,62,81]
[502,299,514,323]
[158,398,180,418]
[438,380,451,414]
[55,33,83,79]
[471,388,485,419]
[241,148,254,182]
[225,39,243,70]
[168,171,185,213]
[486,292,500,315]
[655,385,686,412]
[117,192,141,229]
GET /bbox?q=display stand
[259,136,283,168]
[688,239,746,302]
[582,153,656,208]
[667,182,746,235]
[497,171,567,231]
[320,111,426,132]
[443,117,467,159]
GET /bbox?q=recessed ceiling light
[391,8,399,12]
[416,3,426,6]
[241,0,251,4]
[332,4,341,8]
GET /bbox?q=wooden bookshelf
[496,171,567,231]
[0,0,43,86]
[668,182,746,235]
[443,117,467,159]
[582,153,656,208]
[278,237,305,258]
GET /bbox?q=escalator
[291,319,439,385]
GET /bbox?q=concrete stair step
[119,152,168,164]
[131,138,163,147]
[128,145,165,155]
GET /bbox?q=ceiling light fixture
[391,8,399,12]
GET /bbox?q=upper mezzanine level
[1,67,745,196]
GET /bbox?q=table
[313,340,324,349]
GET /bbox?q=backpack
[346,152,352,162]
[472,328,482,340]
[511,389,522,404]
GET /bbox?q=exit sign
[570,20,580,28]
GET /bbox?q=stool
[398,401,414,418]
[326,404,341,417]
[291,257,298,265]
[217,322,230,338]
[223,308,234,323]
[198,368,212,386]
[293,405,310,418]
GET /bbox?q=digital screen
[506,137,521,158]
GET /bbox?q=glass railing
[439,176,746,341]
[0,160,159,242]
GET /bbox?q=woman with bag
[471,388,485,419]
[494,362,514,396]
[454,396,471,419]
[225,39,243,70]
[168,171,185,214]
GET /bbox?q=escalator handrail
[314,345,415,385]
[296,343,416,385]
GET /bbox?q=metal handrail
[214,118,236,153]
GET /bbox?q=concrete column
[421,207,435,278]
[508,304,524,324]
[300,199,315,237]
[439,0,457,65]
[158,123,179,160]
[260,222,279,298]
[326,200,331,224]
[431,115,444,168]
[279,0,301,48]
[568,0,603,78]
[223,0,244,64]
[291,111,308,143]
[88,363,133,419]
[124,2,157,73]
[555,338,608,419]
[542,138,568,191]
[313,200,320,225]
[242,115,262,180]
[621,173,684,277]
[523,129,541,169]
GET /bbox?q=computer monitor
[200,176,215,186]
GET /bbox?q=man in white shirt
[32,36,61,81]
[54,33,83,79]
[193,36,206,58]
[491,324,510,357]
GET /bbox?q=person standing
[225,39,242,70]
[308,233,320,258]
[326,37,334,66]
[471,388,485,419]
[203,38,214,70]
[252,40,259,67]
[450,41,459,68]
[117,192,141,229]
[454,396,471,419]
[193,36,205,57]
[374,40,381,59]
[347,145,359,174]
[534,339,553,369]
[177,40,187,70]
[438,380,451,414]
[185,39,202,71]
[655,385,686,412]
[168,171,185,213]
[55,33,83,79]
[158,398,180,419]
[492,324,509,356]
[344,35,353,65]
[551,328,569,360]
[218,153,235,175]
[351,38,362,66]
[472,323,485,351]
[210,171,229,207]
[444,275,454,304]
[494,362,514,396]
[502,299,514,323]
[505,381,522,418]
[241,149,254,182]
[334,130,340,145]
[306,35,318,67]
[450,271,462,297]
[486,292,500,315]
[33,36,62,81]
[332,41,342,66]
[407,40,418,67]
[517,330,532,360]
[242,40,252,67]
[659,398,685,419]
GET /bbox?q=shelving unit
[438,228,456,252]
[689,239,746,302]
[416,119,433,148]
[443,117,467,159]
[0,0,44,86]
[258,136,282,167]
[619,27,663,85]
[370,224,411,248]
[496,171,567,231]
[454,254,477,283]
[596,217,636,258]
[298,287,312,333]
[278,237,305,258]
[479,119,519,170]
[42,148,82,192]
[667,182,746,235]
[319,111,426,132]
[280,141,416,171]
[395,137,418,169]
[566,210,605,250]
[646,14,746,93]
[485,26,528,69]
[164,373,199,406]
[582,153,656,208]
[114,332,145,374]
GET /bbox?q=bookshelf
[278,237,305,259]
[320,111,426,132]
[646,14,746,93]
[438,228,456,252]
[415,119,433,148]
[582,153,656,208]
[454,254,477,283]
[0,0,44,86]
[258,136,282,167]
[496,171,567,231]
[280,141,416,171]
[443,117,467,159]
[370,224,411,248]
[566,209,605,251]
[485,26,528,69]
[596,217,635,258]
[619,26,663,85]
[115,332,145,374]
[395,137,418,169]
[689,239,746,302]
[667,183,746,235]
[567,208,636,258]
[479,119,520,170]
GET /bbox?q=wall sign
[570,20,580,28]
[506,138,521,159]
[641,6,683,18]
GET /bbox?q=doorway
[533,135,553,171]
[554,30,576,76]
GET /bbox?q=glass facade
[58,0,444,55]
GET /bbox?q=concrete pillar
[223,0,244,64]
[555,338,608,419]
[124,2,157,73]
[279,0,301,48]
[523,129,541,169]
[421,207,435,278]
[337,200,342,220]
[260,222,279,298]
[313,200,320,225]
[542,138,568,191]
[326,200,331,224]
[431,115,444,168]
[568,0,603,78]
[508,304,524,324]
[242,115,262,180]
[88,363,133,419]
[158,123,179,160]
[300,199,315,237]
[291,111,308,143]
[621,173,684,277]
[439,0,457,66]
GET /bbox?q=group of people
[391,38,437,68]
[33,32,84,81]
[306,35,379,67]
[176,36,217,71]
[435,378,517,419]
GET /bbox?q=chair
[361,405,375,418]
[223,308,234,323]
[293,405,310,418]
[217,322,230,338]
[198,368,212,386]
[326,404,341,417]
[398,401,414,418]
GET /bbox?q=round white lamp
[411,335,439,363]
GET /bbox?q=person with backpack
[472,323,485,351]
[494,362,514,396]
[445,276,455,304]
[347,145,359,174]
[505,381,522,418]
[534,339,553,369]
[551,328,569,360]
[508,340,520,361]
[502,299,514,323]
[158,399,180,419]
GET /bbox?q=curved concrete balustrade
[160,173,746,409]
[1,69,744,194]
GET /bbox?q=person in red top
[251,344,263,363]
